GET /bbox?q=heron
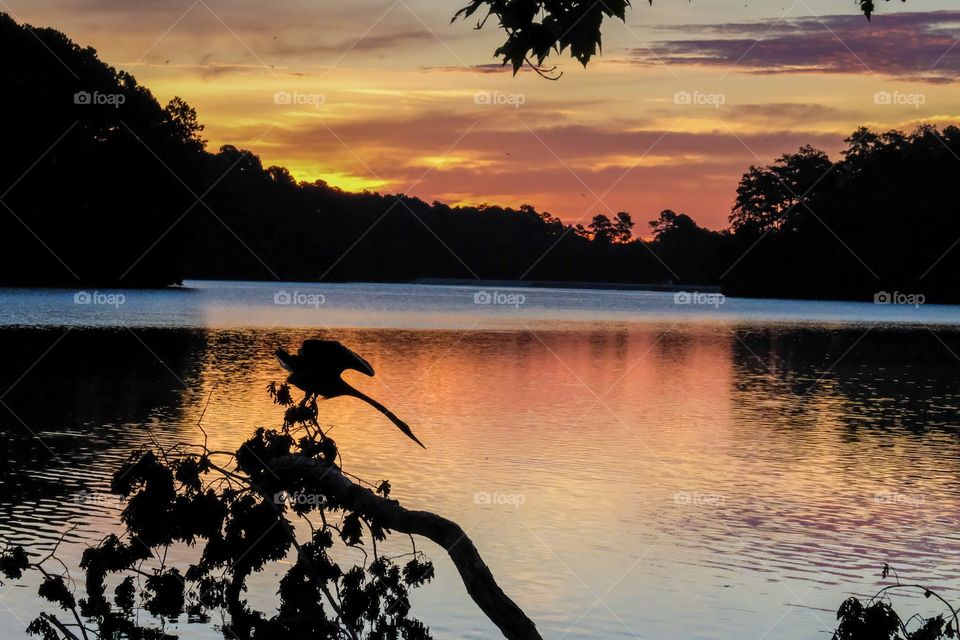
[275,339,426,449]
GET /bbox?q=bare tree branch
[269,454,542,640]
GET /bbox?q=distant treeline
[3,13,959,302]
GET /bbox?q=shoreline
[411,278,721,293]
[0,278,722,294]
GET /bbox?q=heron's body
[275,346,361,399]
[275,339,425,448]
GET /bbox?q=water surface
[0,281,958,640]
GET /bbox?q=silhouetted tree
[729,145,833,233]
[588,214,615,243]
[0,13,207,285]
[648,210,725,284]
[0,384,542,640]
[613,211,634,243]
[721,125,960,302]
[187,144,676,285]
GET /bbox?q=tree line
[3,12,958,302]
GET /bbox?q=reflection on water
[1,318,960,639]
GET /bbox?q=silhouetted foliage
[648,210,726,284]
[720,125,960,302]
[190,146,672,285]
[453,0,895,74]
[589,214,615,243]
[0,13,206,286]
[729,145,833,233]
[613,212,635,243]
[2,386,440,639]
[831,566,959,640]
[454,0,630,75]
[0,380,541,640]
[586,212,634,244]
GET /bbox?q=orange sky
[6,0,959,230]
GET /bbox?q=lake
[0,280,958,640]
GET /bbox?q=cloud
[269,30,445,57]
[633,10,960,83]
[724,103,859,131]
[243,110,844,229]
[734,103,851,120]
[424,63,507,73]
[422,63,528,74]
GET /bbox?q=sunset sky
[5,0,959,229]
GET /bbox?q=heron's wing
[299,339,375,376]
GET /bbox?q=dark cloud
[633,10,960,83]
[735,102,849,119]
[729,102,859,126]
[269,30,444,57]
[422,63,514,74]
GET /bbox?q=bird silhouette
[275,339,425,448]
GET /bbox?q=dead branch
[268,454,542,640]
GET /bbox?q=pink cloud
[634,10,960,83]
